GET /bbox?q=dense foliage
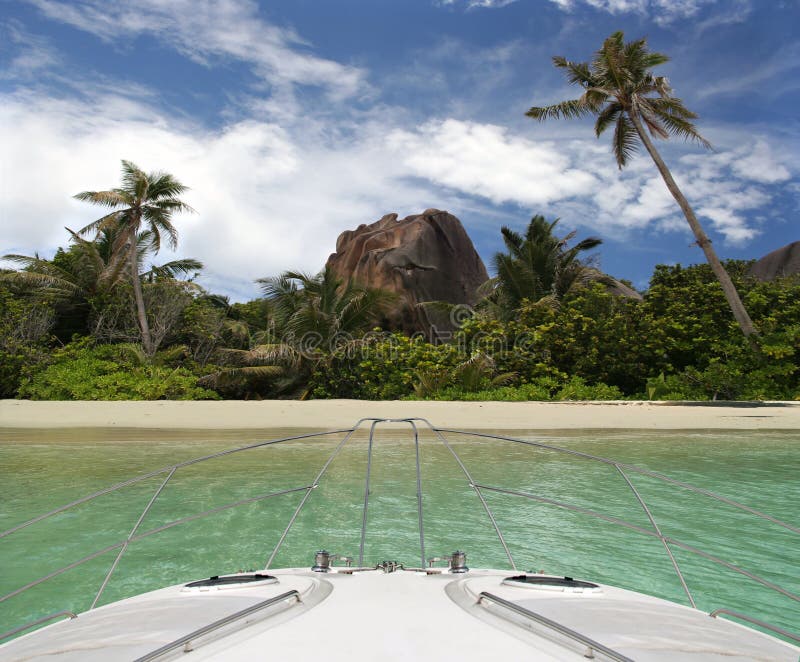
[311,260,799,401]
[3,161,797,402]
[483,215,605,318]
[17,339,219,401]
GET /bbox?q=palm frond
[0,269,80,297]
[115,343,149,366]
[476,276,500,298]
[552,56,594,86]
[73,190,127,208]
[647,98,711,148]
[594,101,623,137]
[612,115,638,168]
[148,172,190,200]
[143,258,203,282]
[526,97,595,121]
[78,210,123,237]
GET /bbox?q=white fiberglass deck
[2,567,798,661]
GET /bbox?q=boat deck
[3,568,797,661]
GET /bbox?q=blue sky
[1,0,798,301]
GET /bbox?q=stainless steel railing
[477,592,634,661]
[0,611,77,642]
[1,417,798,643]
[133,590,300,662]
[709,608,800,645]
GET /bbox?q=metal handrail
[709,609,800,644]
[477,591,634,661]
[264,422,367,568]
[0,427,354,540]
[1,417,797,643]
[427,423,517,570]
[1,485,311,605]
[133,590,300,662]
[358,420,379,566]
[433,425,799,535]
[471,482,800,604]
[91,467,176,609]
[0,611,77,642]
[410,419,426,569]
[614,464,696,608]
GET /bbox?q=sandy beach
[1,399,799,430]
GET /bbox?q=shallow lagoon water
[1,425,798,641]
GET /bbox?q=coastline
[2,399,799,430]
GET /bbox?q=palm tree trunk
[129,241,154,354]
[628,112,758,338]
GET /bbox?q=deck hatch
[183,574,277,589]
[503,575,600,590]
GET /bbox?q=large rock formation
[326,209,488,337]
[748,241,800,281]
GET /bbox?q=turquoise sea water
[0,425,798,642]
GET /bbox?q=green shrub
[405,375,621,402]
[310,332,463,400]
[0,289,54,397]
[18,340,219,400]
[554,376,624,401]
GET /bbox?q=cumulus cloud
[25,0,366,98]
[387,119,598,206]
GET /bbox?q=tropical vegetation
[74,160,195,355]
[482,214,605,317]
[3,184,797,402]
[526,31,758,338]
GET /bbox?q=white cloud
[549,0,715,24]
[441,0,748,28]
[387,119,598,206]
[25,0,366,98]
[437,0,519,8]
[680,139,792,186]
[0,21,60,79]
[696,207,756,243]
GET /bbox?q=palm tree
[75,160,194,353]
[4,228,202,295]
[484,214,604,317]
[4,228,204,344]
[2,229,123,302]
[206,267,393,399]
[526,31,757,338]
[259,266,394,347]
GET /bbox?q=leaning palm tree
[75,160,195,353]
[526,31,757,338]
[483,214,604,317]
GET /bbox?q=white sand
[1,399,799,430]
